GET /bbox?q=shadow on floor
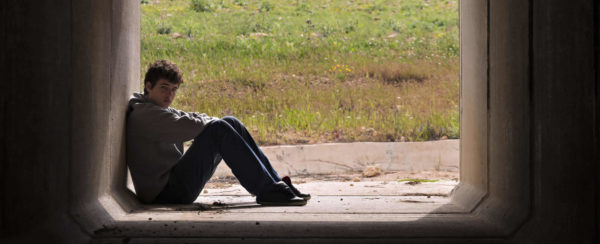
[138,201,265,212]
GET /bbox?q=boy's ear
[144,82,152,91]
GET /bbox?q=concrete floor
[103,177,464,240]
[122,178,459,223]
[125,141,460,218]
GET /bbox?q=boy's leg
[221,116,281,182]
[155,119,280,204]
[153,129,223,204]
[221,116,311,201]
[207,120,279,194]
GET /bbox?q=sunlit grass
[142,0,459,145]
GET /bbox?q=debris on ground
[212,201,226,206]
[203,189,208,194]
[362,165,381,177]
[405,181,421,185]
[399,178,438,185]
[400,199,435,203]
[201,171,458,192]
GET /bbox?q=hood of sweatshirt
[127,93,156,115]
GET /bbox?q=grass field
[141,0,459,145]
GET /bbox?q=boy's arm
[130,105,216,144]
[171,109,220,121]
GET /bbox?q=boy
[126,60,310,206]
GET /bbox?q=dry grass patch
[362,61,432,84]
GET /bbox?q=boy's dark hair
[143,60,183,95]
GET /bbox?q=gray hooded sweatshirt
[126,93,218,203]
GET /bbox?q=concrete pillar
[0,0,139,242]
[516,0,598,241]
[1,0,73,239]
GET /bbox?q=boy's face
[145,78,179,109]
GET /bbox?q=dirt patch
[204,176,237,189]
[204,170,458,189]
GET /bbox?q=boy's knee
[208,119,228,130]
[204,119,236,136]
[221,116,241,125]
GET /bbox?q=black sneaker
[256,182,307,206]
[282,176,311,200]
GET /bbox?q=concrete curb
[213,139,459,177]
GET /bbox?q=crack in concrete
[277,158,300,175]
[309,159,357,171]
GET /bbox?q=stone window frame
[71,0,535,239]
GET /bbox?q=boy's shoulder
[127,93,167,119]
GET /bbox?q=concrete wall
[0,0,139,241]
[517,0,598,241]
[1,0,73,239]
[211,141,459,177]
[0,0,598,243]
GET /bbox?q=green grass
[141,0,459,145]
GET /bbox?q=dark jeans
[153,116,282,204]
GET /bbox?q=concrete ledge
[213,140,459,177]
[95,195,500,239]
